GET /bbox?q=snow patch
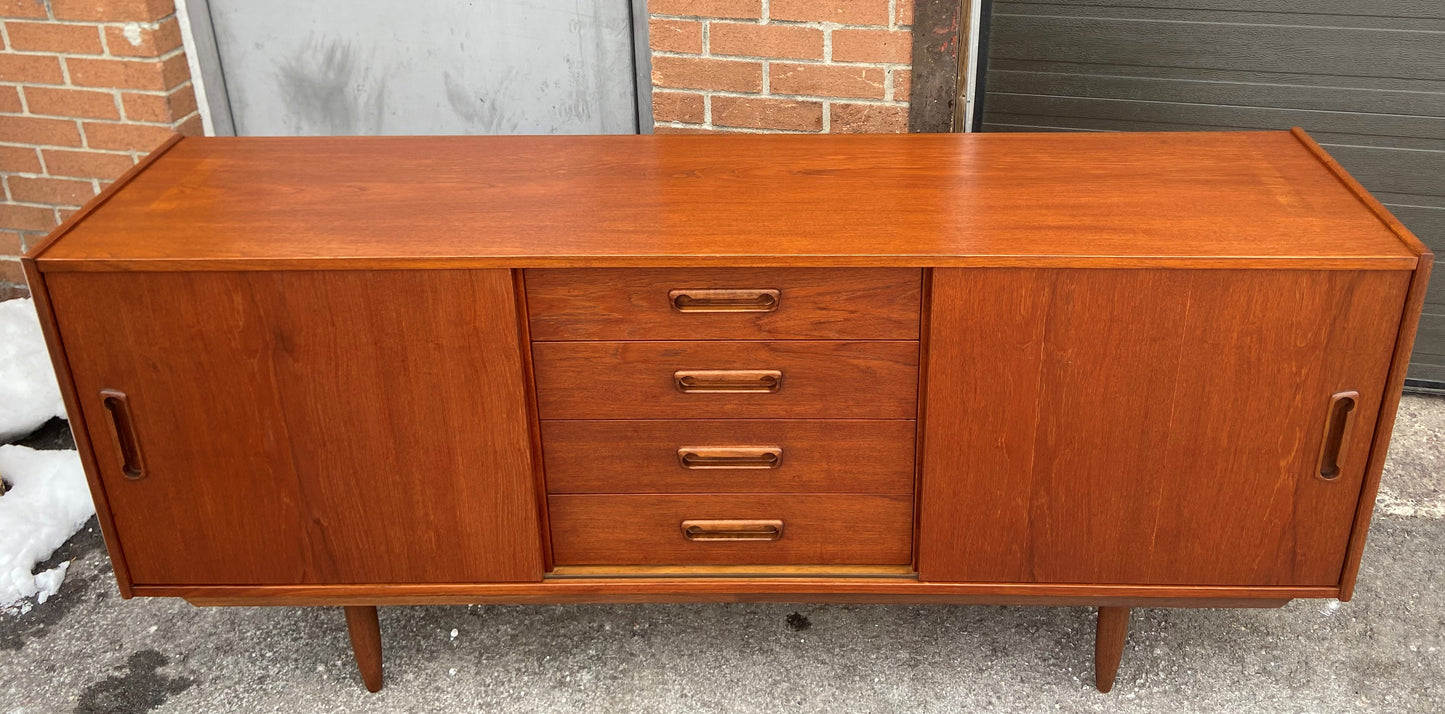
[33,560,68,604]
[0,298,66,442]
[0,445,94,613]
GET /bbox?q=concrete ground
[1,395,1442,714]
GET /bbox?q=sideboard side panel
[1339,254,1432,599]
[919,268,1410,586]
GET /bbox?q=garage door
[980,0,1445,385]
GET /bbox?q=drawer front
[532,341,919,419]
[541,419,916,493]
[549,494,914,565]
[524,268,922,341]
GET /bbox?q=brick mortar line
[651,49,908,69]
[1,41,184,65]
[1,200,85,215]
[169,109,199,127]
[1,80,193,97]
[672,89,908,107]
[659,93,906,132]
[1,174,98,193]
[0,107,194,127]
[650,14,911,32]
[1,197,87,212]
[1,70,195,133]
[0,141,151,155]
[3,167,132,181]
[2,14,177,29]
[658,122,813,135]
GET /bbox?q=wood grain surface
[548,494,914,566]
[31,132,1419,271]
[19,263,138,596]
[1094,607,1130,693]
[919,268,1410,586]
[45,269,544,585]
[158,580,1321,608]
[532,340,919,419]
[344,606,383,692]
[1339,255,1434,599]
[524,268,922,341]
[540,419,916,493]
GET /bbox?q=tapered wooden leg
[344,606,384,692]
[1094,606,1129,693]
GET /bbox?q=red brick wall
[1,0,200,293]
[649,0,912,134]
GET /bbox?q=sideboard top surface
[32,130,1424,271]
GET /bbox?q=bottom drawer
[548,494,914,566]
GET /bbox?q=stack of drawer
[524,268,923,567]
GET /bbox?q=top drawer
[524,268,922,341]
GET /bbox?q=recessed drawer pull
[100,389,146,480]
[674,369,782,394]
[680,519,784,542]
[677,447,783,469]
[669,288,780,313]
[1316,390,1359,481]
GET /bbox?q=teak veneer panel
[532,340,919,420]
[524,268,922,341]
[541,419,917,494]
[159,580,1325,608]
[919,268,1410,587]
[548,494,914,566]
[32,131,1418,271]
[44,269,543,585]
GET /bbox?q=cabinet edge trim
[1339,257,1434,600]
[137,581,1336,608]
[17,264,137,597]
[1290,127,1430,259]
[25,134,185,262]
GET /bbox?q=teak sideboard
[22,130,1431,694]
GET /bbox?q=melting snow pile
[1,298,66,442]
[0,445,93,613]
[1,297,90,614]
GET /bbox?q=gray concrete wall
[205,0,639,136]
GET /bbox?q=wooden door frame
[908,0,987,133]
